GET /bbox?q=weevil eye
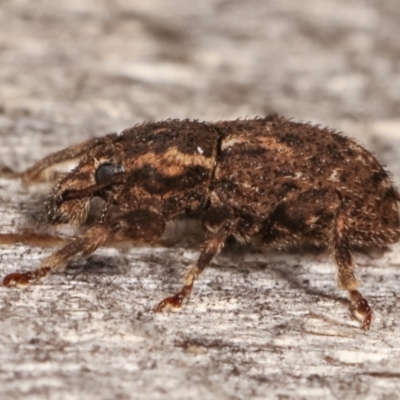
[95,162,123,184]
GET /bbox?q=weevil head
[46,156,96,225]
[46,135,124,225]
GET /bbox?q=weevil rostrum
[3,115,400,329]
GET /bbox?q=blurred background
[1,1,400,399]
[1,0,400,172]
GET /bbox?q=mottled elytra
[3,115,400,329]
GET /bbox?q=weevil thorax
[111,120,220,217]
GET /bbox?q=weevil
[3,115,400,329]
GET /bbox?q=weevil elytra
[3,115,400,329]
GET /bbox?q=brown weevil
[3,115,400,329]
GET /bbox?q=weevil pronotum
[3,115,400,329]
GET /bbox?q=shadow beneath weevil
[267,263,348,305]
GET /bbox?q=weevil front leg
[3,224,112,288]
[3,209,165,288]
[155,217,233,312]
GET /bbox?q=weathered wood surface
[1,1,400,399]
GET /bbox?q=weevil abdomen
[211,115,400,249]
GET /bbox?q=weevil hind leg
[333,213,373,329]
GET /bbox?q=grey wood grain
[1,1,400,399]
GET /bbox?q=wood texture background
[1,1,400,399]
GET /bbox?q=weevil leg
[19,135,116,185]
[3,209,165,288]
[3,224,112,288]
[155,221,232,312]
[333,213,373,329]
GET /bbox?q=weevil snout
[46,176,92,226]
